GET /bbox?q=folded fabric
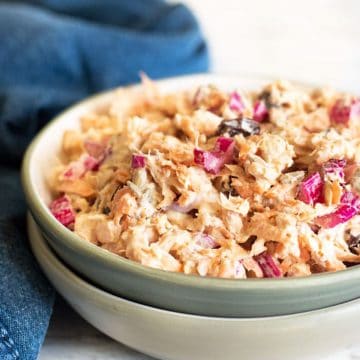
[0,1,208,359]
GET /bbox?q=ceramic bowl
[28,214,360,360]
[22,74,360,317]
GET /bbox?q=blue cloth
[0,1,208,359]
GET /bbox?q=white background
[178,0,360,93]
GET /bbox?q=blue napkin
[0,1,208,359]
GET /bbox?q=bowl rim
[28,212,360,321]
[21,72,360,291]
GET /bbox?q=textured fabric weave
[0,1,208,358]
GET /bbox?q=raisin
[349,234,360,253]
[103,206,111,215]
[242,235,257,251]
[241,118,261,135]
[310,224,321,235]
[188,209,199,218]
[217,117,260,137]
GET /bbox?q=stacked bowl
[22,75,360,360]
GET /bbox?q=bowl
[22,74,360,317]
[28,213,360,360]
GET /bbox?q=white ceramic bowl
[28,214,360,360]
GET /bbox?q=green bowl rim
[21,73,360,291]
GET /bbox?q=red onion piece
[322,159,346,183]
[49,195,75,228]
[83,155,100,171]
[194,149,224,175]
[315,205,358,229]
[253,100,269,122]
[329,99,360,125]
[63,161,84,180]
[63,154,100,180]
[194,137,235,175]
[254,253,282,278]
[84,139,112,167]
[193,148,205,164]
[214,136,234,153]
[298,172,324,206]
[341,191,360,209]
[131,154,146,169]
[229,91,245,113]
[84,140,107,158]
[315,191,360,229]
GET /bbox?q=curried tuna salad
[48,76,360,279]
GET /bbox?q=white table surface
[40,0,360,358]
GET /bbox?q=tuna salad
[48,76,360,278]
